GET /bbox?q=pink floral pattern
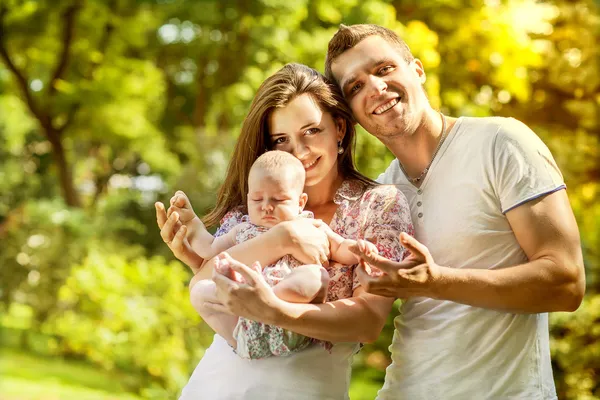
[214,180,414,358]
[232,213,321,359]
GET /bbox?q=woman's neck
[304,169,344,209]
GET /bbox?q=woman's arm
[194,219,331,284]
[208,254,395,343]
[271,287,395,343]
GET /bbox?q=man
[324,24,585,399]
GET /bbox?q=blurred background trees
[0,0,598,398]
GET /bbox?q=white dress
[179,334,358,400]
[179,181,412,399]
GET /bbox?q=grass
[0,348,141,400]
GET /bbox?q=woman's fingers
[160,211,179,244]
[171,224,187,254]
[220,253,260,286]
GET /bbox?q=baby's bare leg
[189,279,238,347]
[273,265,330,304]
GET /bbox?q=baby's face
[247,169,306,228]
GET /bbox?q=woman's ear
[335,117,347,143]
[299,193,308,211]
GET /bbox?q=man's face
[331,35,428,140]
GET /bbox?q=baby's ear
[299,193,308,211]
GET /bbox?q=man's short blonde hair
[325,24,415,83]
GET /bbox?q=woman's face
[268,93,344,188]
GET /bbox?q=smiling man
[325,24,585,399]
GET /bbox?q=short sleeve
[353,185,414,289]
[492,118,565,214]
[213,207,246,238]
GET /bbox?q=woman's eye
[273,137,286,145]
[350,83,361,94]
[305,128,320,135]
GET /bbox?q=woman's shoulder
[361,182,407,204]
[352,182,410,221]
[215,206,247,237]
[335,179,407,205]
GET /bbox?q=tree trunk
[47,127,81,207]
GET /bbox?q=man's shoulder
[376,159,401,184]
[460,116,535,140]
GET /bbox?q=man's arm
[434,189,584,312]
[355,190,585,313]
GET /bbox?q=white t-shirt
[179,334,358,400]
[376,117,564,400]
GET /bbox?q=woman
[156,63,413,399]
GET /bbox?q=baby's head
[247,151,308,228]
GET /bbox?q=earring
[337,140,344,155]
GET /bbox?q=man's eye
[350,83,362,94]
[378,66,394,75]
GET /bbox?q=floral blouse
[214,180,414,350]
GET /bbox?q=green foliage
[0,0,598,398]
[0,348,141,399]
[43,250,209,398]
[551,295,600,399]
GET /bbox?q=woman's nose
[292,140,310,159]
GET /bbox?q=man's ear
[299,193,308,211]
[413,59,426,84]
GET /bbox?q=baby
[171,150,376,359]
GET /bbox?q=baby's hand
[167,191,198,225]
[358,240,384,277]
[363,240,379,257]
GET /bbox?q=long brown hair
[203,63,376,228]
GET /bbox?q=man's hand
[351,233,441,299]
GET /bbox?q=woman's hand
[204,253,284,325]
[277,219,331,266]
[155,201,204,272]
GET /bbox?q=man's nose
[368,75,387,97]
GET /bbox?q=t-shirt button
[418,212,423,218]
[417,201,422,207]
[417,189,423,195]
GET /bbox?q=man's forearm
[270,292,394,343]
[432,258,585,313]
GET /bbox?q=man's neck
[384,108,455,179]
